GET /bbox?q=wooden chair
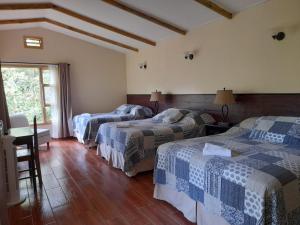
[16,116,42,191]
[10,113,51,150]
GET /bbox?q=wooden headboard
[127,94,300,123]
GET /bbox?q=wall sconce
[272,32,285,41]
[184,51,195,60]
[139,62,147,69]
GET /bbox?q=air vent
[24,36,43,49]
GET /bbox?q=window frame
[23,36,44,49]
[2,64,52,125]
[39,67,53,124]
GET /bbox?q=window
[2,65,55,124]
[24,36,43,49]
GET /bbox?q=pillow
[130,106,153,118]
[238,117,258,130]
[199,113,216,125]
[153,108,189,124]
[249,116,300,146]
[114,104,136,115]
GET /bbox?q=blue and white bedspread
[95,113,209,172]
[73,112,135,144]
[154,127,300,225]
[73,104,153,145]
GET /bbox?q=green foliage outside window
[2,67,45,124]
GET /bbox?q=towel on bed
[203,143,232,157]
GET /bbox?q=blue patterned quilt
[73,112,135,144]
[154,126,300,225]
[95,113,210,172]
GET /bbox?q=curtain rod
[1,61,70,66]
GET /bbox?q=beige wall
[0,27,126,115]
[126,0,300,94]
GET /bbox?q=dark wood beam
[102,0,187,35]
[0,18,45,24]
[0,18,139,52]
[0,3,52,10]
[194,0,232,19]
[0,2,156,46]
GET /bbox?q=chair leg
[47,142,50,150]
[30,156,37,193]
[34,149,43,187]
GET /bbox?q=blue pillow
[114,104,136,115]
[130,106,153,118]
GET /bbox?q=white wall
[126,0,300,94]
[0,27,127,115]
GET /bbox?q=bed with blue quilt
[95,108,216,177]
[73,104,152,145]
[154,116,300,225]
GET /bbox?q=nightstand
[205,124,233,136]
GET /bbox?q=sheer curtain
[0,61,11,133]
[50,63,72,138]
[49,65,60,138]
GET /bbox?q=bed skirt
[154,184,230,225]
[97,143,155,177]
[73,130,85,144]
[154,184,196,223]
[73,130,97,147]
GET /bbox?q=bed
[95,108,216,177]
[154,116,300,225]
[73,104,152,145]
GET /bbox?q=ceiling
[0,0,268,53]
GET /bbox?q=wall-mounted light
[272,32,285,41]
[139,62,147,69]
[184,51,195,60]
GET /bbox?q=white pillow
[162,108,185,123]
[153,108,186,123]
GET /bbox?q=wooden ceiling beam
[0,2,156,46]
[102,0,187,35]
[0,3,52,10]
[0,18,139,52]
[194,0,232,19]
[0,18,45,24]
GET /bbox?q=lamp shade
[150,91,161,102]
[214,89,236,105]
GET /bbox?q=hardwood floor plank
[30,197,56,225]
[52,205,82,225]
[46,187,68,209]
[15,216,33,225]
[42,173,61,190]
[9,140,195,225]
[52,166,70,179]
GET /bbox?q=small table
[7,127,34,206]
[9,127,33,147]
[205,124,233,136]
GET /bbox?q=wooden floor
[9,140,194,225]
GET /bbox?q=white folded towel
[116,123,130,128]
[203,143,232,157]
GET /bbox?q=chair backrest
[9,113,29,128]
[33,116,39,153]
